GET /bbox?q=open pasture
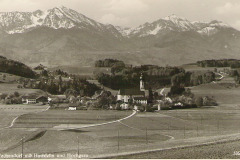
[49,65,111,77]
[4,105,240,158]
[2,75,240,158]
[13,110,130,129]
[0,104,49,152]
[181,64,231,72]
[0,72,22,83]
[0,83,44,95]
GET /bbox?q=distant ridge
[0,6,239,67]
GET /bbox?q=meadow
[1,67,240,158]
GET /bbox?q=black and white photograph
[0,0,240,159]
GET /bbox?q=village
[0,59,218,113]
[1,57,240,159]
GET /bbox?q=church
[117,74,148,107]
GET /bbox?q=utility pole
[197,125,199,137]
[146,128,148,144]
[21,137,24,159]
[117,130,120,151]
[184,125,186,139]
[77,136,79,157]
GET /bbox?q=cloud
[216,2,240,14]
[0,0,36,11]
[215,2,240,30]
[99,13,129,26]
[103,0,149,16]
[233,20,240,30]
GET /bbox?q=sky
[0,0,240,30]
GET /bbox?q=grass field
[0,83,45,95]
[2,73,240,158]
[181,64,231,72]
[49,65,111,77]
[0,72,24,83]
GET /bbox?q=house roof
[49,95,66,99]
[22,95,38,99]
[69,103,79,107]
[133,97,148,101]
[119,88,145,96]
[22,95,48,100]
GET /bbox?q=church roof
[133,97,147,100]
[119,88,145,96]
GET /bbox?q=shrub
[14,91,20,97]
[0,93,8,100]
[116,103,121,110]
[195,97,203,107]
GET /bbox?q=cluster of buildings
[116,74,149,109]
[21,74,173,111]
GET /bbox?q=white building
[133,97,148,105]
[117,73,146,103]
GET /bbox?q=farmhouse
[22,95,37,104]
[22,95,48,104]
[48,95,66,103]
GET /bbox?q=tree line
[197,59,240,68]
[95,59,125,68]
[96,63,215,90]
[0,56,36,78]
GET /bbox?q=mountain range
[0,6,239,67]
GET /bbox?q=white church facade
[117,74,148,106]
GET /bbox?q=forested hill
[0,56,36,78]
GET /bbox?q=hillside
[0,56,36,78]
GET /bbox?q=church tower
[140,73,145,91]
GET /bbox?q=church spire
[140,73,145,91]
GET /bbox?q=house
[36,96,48,104]
[68,107,77,111]
[22,95,48,104]
[22,95,37,104]
[133,97,148,105]
[48,95,66,103]
[120,103,129,110]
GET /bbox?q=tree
[64,89,78,98]
[0,93,8,100]
[58,76,62,93]
[148,87,153,103]
[169,86,185,96]
[14,91,20,97]
[195,97,203,107]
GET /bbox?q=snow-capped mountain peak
[163,14,187,21]
[116,14,234,37]
[0,6,105,34]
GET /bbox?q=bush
[203,96,218,106]
[195,97,203,107]
[116,103,121,110]
[14,91,20,97]
[0,93,8,100]
[138,105,145,112]
[169,86,185,96]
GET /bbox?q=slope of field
[2,74,240,158]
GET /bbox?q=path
[1,105,50,129]
[53,110,137,130]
